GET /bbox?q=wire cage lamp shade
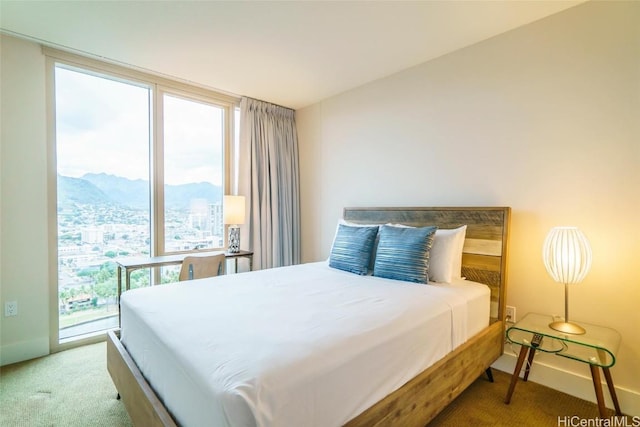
[542,226,592,334]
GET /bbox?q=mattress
[120,262,489,427]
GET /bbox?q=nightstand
[504,312,622,418]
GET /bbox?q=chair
[179,254,226,281]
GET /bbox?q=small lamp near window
[224,195,245,253]
[543,226,592,335]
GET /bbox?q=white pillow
[429,225,467,283]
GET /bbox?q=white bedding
[120,262,489,427]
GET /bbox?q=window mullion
[152,86,165,258]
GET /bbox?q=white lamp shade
[543,227,592,284]
[224,195,245,225]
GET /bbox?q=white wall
[297,1,640,415]
[0,35,50,364]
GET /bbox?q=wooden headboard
[343,207,511,322]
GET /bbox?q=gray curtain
[239,97,301,269]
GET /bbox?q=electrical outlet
[505,305,516,323]
[5,301,18,317]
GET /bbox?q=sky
[55,65,224,186]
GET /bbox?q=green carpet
[0,342,628,426]
[0,342,131,427]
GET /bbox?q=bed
[107,206,511,426]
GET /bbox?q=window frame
[45,48,239,351]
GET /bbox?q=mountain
[165,182,222,210]
[82,173,149,209]
[58,175,114,207]
[62,173,222,210]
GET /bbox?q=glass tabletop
[506,312,621,367]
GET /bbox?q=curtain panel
[239,97,301,269]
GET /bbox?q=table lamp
[542,226,592,335]
[224,195,245,253]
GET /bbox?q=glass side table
[504,312,622,418]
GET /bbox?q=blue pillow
[373,225,437,283]
[329,224,379,275]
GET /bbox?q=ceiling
[0,1,584,109]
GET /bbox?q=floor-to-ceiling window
[50,52,236,345]
[55,65,151,340]
[162,93,225,254]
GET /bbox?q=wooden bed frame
[107,206,511,426]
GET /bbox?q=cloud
[55,66,224,185]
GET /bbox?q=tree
[163,270,179,284]
[95,262,116,283]
[93,279,116,309]
[130,270,150,289]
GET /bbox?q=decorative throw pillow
[331,219,382,272]
[429,225,467,283]
[329,224,379,275]
[373,225,437,283]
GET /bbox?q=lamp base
[228,226,240,253]
[549,320,586,335]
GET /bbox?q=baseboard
[0,336,49,366]
[492,352,640,417]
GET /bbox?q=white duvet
[121,262,489,427]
